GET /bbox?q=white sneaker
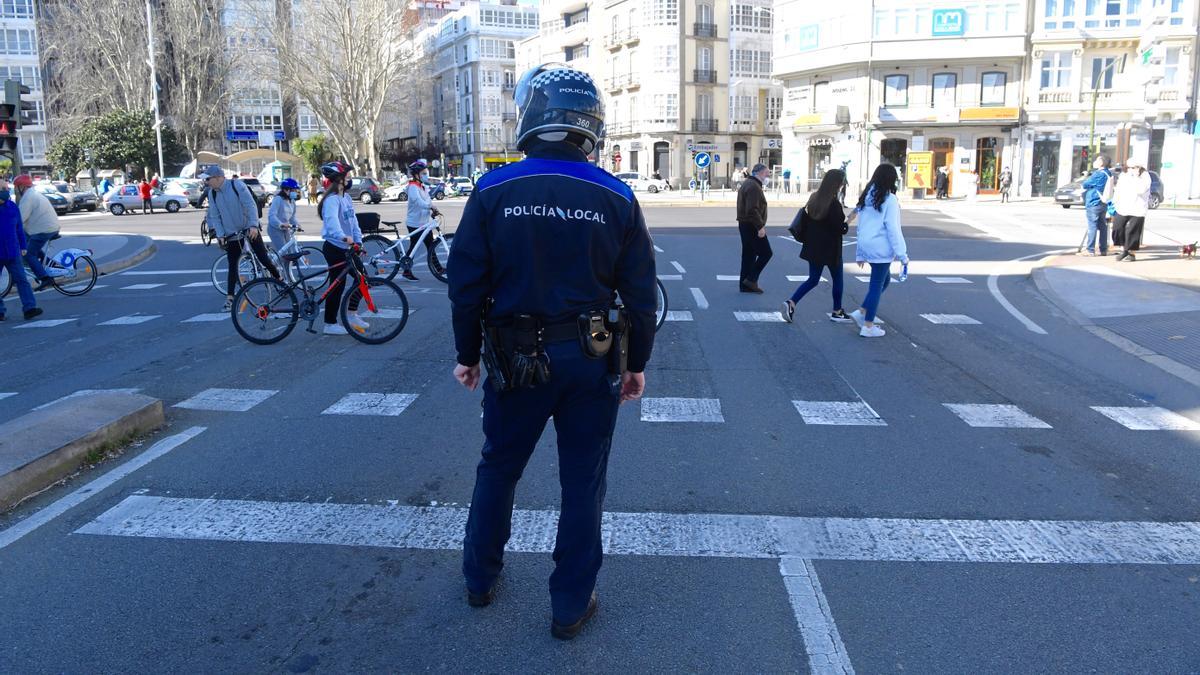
[346,312,370,332]
[849,309,866,328]
[323,323,348,335]
[780,301,794,323]
[859,325,886,338]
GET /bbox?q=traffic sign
[694,152,711,168]
[688,179,697,190]
[713,154,721,163]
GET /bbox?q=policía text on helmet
[503,204,607,224]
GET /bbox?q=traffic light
[1,79,32,172]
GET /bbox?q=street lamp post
[1088,57,1126,163]
[145,0,165,179]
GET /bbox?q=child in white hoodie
[851,164,909,338]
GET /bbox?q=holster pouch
[605,307,629,394]
[508,314,551,389]
[578,311,613,359]
[480,322,512,393]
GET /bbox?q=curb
[1030,263,1200,389]
[96,235,157,277]
[0,393,164,512]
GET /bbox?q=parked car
[41,181,98,212]
[33,185,71,216]
[103,184,187,215]
[162,178,206,208]
[614,172,670,194]
[447,176,473,196]
[384,182,408,202]
[240,177,270,207]
[348,177,382,204]
[1054,170,1163,209]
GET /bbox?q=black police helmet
[514,63,605,155]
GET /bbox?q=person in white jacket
[317,161,365,335]
[850,164,909,338]
[1111,159,1152,262]
[402,159,440,281]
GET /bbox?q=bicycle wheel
[212,252,255,296]
[655,278,668,332]
[427,231,453,284]
[289,246,329,292]
[0,263,11,298]
[232,278,299,345]
[341,277,409,345]
[53,255,97,296]
[361,233,400,281]
[200,219,212,246]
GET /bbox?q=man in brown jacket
[736,163,772,293]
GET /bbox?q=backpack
[1100,170,1115,204]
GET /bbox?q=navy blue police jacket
[448,142,657,373]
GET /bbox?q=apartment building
[427,0,538,175]
[1,0,47,172]
[1024,0,1196,198]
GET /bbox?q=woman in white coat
[1112,159,1152,262]
[403,159,440,281]
[850,163,909,338]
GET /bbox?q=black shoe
[551,593,598,641]
[466,587,494,608]
[739,280,755,293]
[402,271,419,282]
[23,307,43,320]
[747,281,764,294]
[33,278,54,291]
[1120,253,1135,262]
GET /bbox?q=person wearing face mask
[403,159,440,282]
[0,178,42,321]
[267,178,303,253]
[735,163,773,293]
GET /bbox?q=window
[731,49,770,78]
[1039,51,1072,89]
[696,93,713,119]
[28,99,43,126]
[478,7,538,29]
[228,115,283,130]
[730,3,771,33]
[0,28,35,56]
[481,69,500,87]
[21,132,45,160]
[884,74,908,107]
[698,3,713,24]
[1164,47,1181,86]
[651,93,678,123]
[1090,57,1117,89]
[481,95,502,117]
[0,64,39,91]
[698,47,712,72]
[766,96,782,123]
[730,95,758,123]
[564,9,588,27]
[234,88,283,107]
[1084,0,1140,27]
[0,0,33,19]
[932,73,956,108]
[649,0,678,25]
[298,113,323,133]
[654,44,678,71]
[628,95,638,123]
[478,38,515,59]
[980,72,1007,105]
[812,81,829,111]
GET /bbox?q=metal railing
[1036,90,1072,104]
[693,22,717,38]
[691,118,719,133]
[693,69,717,84]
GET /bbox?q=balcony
[607,122,633,135]
[621,72,640,89]
[502,82,515,92]
[624,28,640,45]
[691,118,719,133]
[1079,90,1137,108]
[693,69,717,84]
[605,32,623,50]
[1036,90,1073,104]
[501,112,517,122]
[693,22,717,38]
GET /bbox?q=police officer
[448,63,657,640]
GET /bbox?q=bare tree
[264,0,411,178]
[158,0,236,158]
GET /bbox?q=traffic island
[0,392,163,512]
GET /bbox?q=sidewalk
[1032,249,1200,387]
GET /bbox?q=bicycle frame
[366,216,445,271]
[270,247,376,334]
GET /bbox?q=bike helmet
[514,63,605,155]
[319,160,352,181]
[12,174,33,190]
[279,178,301,190]
[408,159,428,175]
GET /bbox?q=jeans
[463,341,620,624]
[24,231,54,280]
[862,262,892,322]
[0,257,37,314]
[1085,203,1108,254]
[789,260,844,310]
[738,221,773,284]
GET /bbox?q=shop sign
[959,107,1019,121]
[795,24,820,52]
[932,9,966,37]
[791,113,829,127]
[907,151,934,189]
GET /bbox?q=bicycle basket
[356,212,381,233]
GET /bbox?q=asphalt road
[1,197,1199,673]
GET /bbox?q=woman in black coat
[781,169,853,323]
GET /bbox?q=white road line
[654,245,665,253]
[780,558,856,675]
[690,287,709,309]
[173,388,277,412]
[665,311,694,322]
[120,283,165,290]
[98,314,162,326]
[987,252,1050,335]
[321,393,418,417]
[792,401,887,427]
[640,397,725,423]
[180,282,212,288]
[1091,406,1200,431]
[0,427,205,551]
[182,313,228,323]
[920,314,982,325]
[670,260,687,274]
[929,277,972,284]
[943,403,1052,429]
[120,269,209,276]
[716,275,741,281]
[14,319,77,329]
[854,276,871,283]
[657,274,683,281]
[787,275,828,283]
[0,392,17,400]
[77,494,1200,565]
[33,388,142,411]
[735,311,786,323]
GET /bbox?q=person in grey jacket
[200,165,281,311]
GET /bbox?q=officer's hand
[757,228,767,239]
[620,371,645,403]
[455,363,481,391]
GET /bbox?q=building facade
[1,0,47,172]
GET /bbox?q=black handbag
[787,209,807,243]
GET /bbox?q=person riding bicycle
[403,159,440,282]
[318,160,367,336]
[13,174,61,292]
[201,165,282,311]
[0,178,43,321]
[267,178,303,254]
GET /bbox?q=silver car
[162,178,205,208]
[103,184,188,215]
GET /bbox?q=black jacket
[736,176,767,228]
[791,202,846,267]
[448,142,658,373]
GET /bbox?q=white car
[614,172,669,193]
[448,176,474,195]
[162,178,205,208]
[103,184,187,215]
[384,183,408,201]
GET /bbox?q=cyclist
[317,160,367,336]
[267,178,302,253]
[200,165,282,311]
[13,174,60,292]
[403,159,439,282]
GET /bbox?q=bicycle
[1,234,98,298]
[655,278,667,331]
[271,225,328,292]
[231,243,409,345]
[200,217,214,246]
[360,214,453,284]
[210,230,283,296]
